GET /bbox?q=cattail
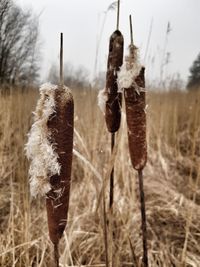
[45,34,74,251]
[25,33,74,266]
[104,29,124,133]
[97,2,124,266]
[97,1,124,212]
[124,65,147,170]
[118,42,147,172]
[46,85,74,245]
[118,15,148,267]
[98,1,124,133]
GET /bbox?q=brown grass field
[0,87,200,266]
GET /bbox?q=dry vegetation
[0,87,200,266]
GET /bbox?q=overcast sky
[17,0,200,84]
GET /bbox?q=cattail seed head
[25,83,74,245]
[125,67,147,170]
[118,45,147,170]
[46,85,74,244]
[105,30,124,133]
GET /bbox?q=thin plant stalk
[143,18,153,63]
[138,170,148,267]
[103,183,109,267]
[60,32,64,86]
[129,15,133,46]
[109,132,115,267]
[94,1,119,78]
[109,132,115,209]
[116,0,120,30]
[54,243,59,267]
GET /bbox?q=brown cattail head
[124,67,147,170]
[125,66,147,171]
[105,30,124,133]
[46,85,74,244]
[119,45,147,171]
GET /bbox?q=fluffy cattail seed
[105,30,124,133]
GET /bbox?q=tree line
[0,0,199,90]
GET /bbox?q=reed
[98,2,123,266]
[118,15,148,267]
[26,33,74,267]
[98,0,123,210]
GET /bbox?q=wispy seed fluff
[25,83,61,197]
[117,45,142,91]
[97,88,108,114]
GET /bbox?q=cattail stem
[129,15,133,45]
[54,243,59,267]
[103,186,109,267]
[138,169,148,267]
[109,133,115,266]
[116,0,120,30]
[129,237,138,266]
[109,133,115,209]
[60,32,64,86]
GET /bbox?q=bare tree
[0,0,40,86]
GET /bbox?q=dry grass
[0,87,200,266]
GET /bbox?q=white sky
[17,0,200,84]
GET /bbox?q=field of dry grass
[0,87,200,266]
